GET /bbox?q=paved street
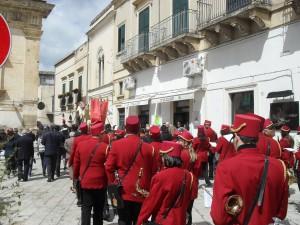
[0,156,299,225]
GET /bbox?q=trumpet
[200,184,243,216]
[135,168,149,198]
[225,195,244,216]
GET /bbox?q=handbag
[107,141,143,209]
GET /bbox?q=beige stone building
[37,71,54,125]
[54,42,88,126]
[87,3,115,125]
[0,0,53,128]
[112,0,300,133]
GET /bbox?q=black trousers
[201,162,212,185]
[17,159,30,181]
[40,152,46,175]
[56,153,61,177]
[117,200,142,225]
[187,200,194,225]
[297,170,300,191]
[45,155,57,180]
[81,188,106,225]
[208,152,215,179]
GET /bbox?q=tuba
[225,195,244,216]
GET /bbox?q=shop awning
[151,89,198,104]
[267,90,294,98]
[121,97,150,107]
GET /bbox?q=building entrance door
[173,100,190,130]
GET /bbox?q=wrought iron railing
[198,0,270,28]
[150,10,199,49]
[120,32,149,63]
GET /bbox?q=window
[230,91,254,122]
[138,8,149,52]
[97,48,104,87]
[270,101,299,130]
[62,83,66,94]
[69,80,73,93]
[118,108,125,129]
[78,76,82,91]
[40,75,54,85]
[118,24,125,52]
[119,81,124,95]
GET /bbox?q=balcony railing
[150,10,200,49]
[120,32,149,63]
[198,0,270,28]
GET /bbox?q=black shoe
[47,178,53,182]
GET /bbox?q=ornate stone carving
[229,18,251,36]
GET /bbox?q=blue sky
[39,0,110,71]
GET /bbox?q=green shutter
[138,7,149,52]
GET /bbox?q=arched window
[97,47,104,87]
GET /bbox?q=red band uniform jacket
[136,167,194,225]
[257,133,281,159]
[105,135,155,203]
[180,148,202,199]
[73,138,108,189]
[214,136,236,162]
[69,134,90,167]
[279,137,295,168]
[210,147,288,225]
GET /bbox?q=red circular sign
[0,14,11,67]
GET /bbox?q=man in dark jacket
[15,130,34,181]
[42,125,64,182]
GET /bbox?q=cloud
[39,0,111,71]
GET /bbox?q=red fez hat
[220,124,231,134]
[197,125,206,136]
[178,130,193,142]
[263,119,273,130]
[91,122,104,136]
[79,122,88,132]
[231,114,261,138]
[204,120,211,126]
[125,116,140,133]
[115,129,125,137]
[245,113,265,132]
[281,125,290,132]
[149,125,160,139]
[160,141,182,158]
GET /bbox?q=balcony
[121,0,271,72]
[120,33,156,73]
[198,0,271,45]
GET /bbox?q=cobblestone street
[0,156,300,225]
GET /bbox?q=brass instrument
[287,169,297,185]
[225,195,244,216]
[135,168,149,198]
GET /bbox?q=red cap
[204,120,211,126]
[79,122,88,133]
[178,130,194,142]
[91,122,104,136]
[197,125,206,136]
[281,125,290,132]
[125,116,140,133]
[231,114,261,138]
[115,129,125,137]
[160,141,182,158]
[149,125,160,139]
[220,124,231,134]
[263,119,273,130]
[246,113,265,132]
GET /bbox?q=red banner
[90,98,108,124]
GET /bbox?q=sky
[39,0,110,71]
